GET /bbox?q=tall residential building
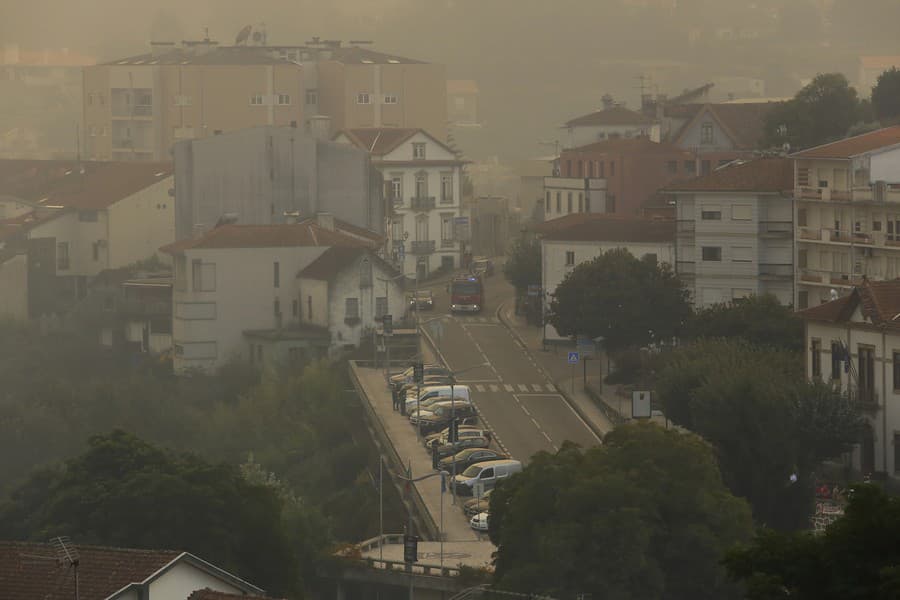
[794,126,900,309]
[83,39,447,162]
[666,157,795,307]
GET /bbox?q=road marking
[517,384,529,392]
[546,383,557,392]
[474,384,485,392]
[542,431,553,443]
[532,384,543,392]
[531,417,541,428]
[489,384,499,392]
[521,406,531,416]
[504,384,514,392]
[456,379,498,384]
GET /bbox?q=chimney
[316,212,335,231]
[150,41,175,57]
[601,94,615,111]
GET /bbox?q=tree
[872,67,900,123]
[503,233,541,292]
[656,340,863,530]
[724,484,900,599]
[547,249,690,352]
[764,73,861,150]
[685,294,803,353]
[0,430,312,597]
[488,424,753,599]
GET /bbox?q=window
[701,208,722,220]
[567,192,573,214]
[684,160,696,174]
[732,246,752,262]
[577,161,583,177]
[345,297,360,322]
[545,191,550,214]
[606,194,616,213]
[565,250,575,266]
[700,122,714,144]
[798,290,809,309]
[274,261,280,288]
[832,342,844,381]
[357,92,371,104]
[858,345,875,403]
[79,210,99,222]
[413,143,426,159]
[598,162,605,178]
[384,94,398,104]
[174,95,192,106]
[441,213,454,246]
[667,160,677,175]
[441,173,453,203]
[276,94,291,105]
[390,175,402,204]
[392,219,404,244]
[375,296,388,319]
[701,246,722,261]
[57,242,69,270]
[894,351,900,390]
[293,299,299,317]
[360,257,372,287]
[556,192,561,213]
[191,259,216,291]
[274,298,281,316]
[250,94,264,105]
[587,161,594,178]
[305,90,318,105]
[584,195,591,213]
[415,172,428,198]
[578,192,584,212]
[811,339,822,378]
[732,205,752,220]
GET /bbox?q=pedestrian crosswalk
[456,316,499,324]
[471,383,558,393]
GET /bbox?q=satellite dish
[782,142,791,154]
[235,25,252,45]
[830,288,839,301]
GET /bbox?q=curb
[495,302,607,443]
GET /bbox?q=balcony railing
[440,238,456,248]
[797,185,900,204]
[759,263,792,278]
[847,385,879,412]
[410,240,436,255]
[799,269,863,287]
[798,227,876,246]
[759,221,792,236]
[410,196,436,211]
[676,260,695,275]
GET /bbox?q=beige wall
[0,254,28,320]
[107,176,174,267]
[298,277,329,328]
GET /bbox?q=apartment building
[173,126,384,240]
[161,215,400,374]
[799,280,900,481]
[83,39,447,162]
[334,128,465,278]
[542,177,607,220]
[562,102,661,148]
[447,80,480,127]
[534,213,675,342]
[794,126,900,309]
[666,157,795,307]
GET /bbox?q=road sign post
[568,351,579,393]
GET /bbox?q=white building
[542,177,607,221]
[334,127,466,279]
[535,213,675,342]
[562,104,661,149]
[162,214,404,374]
[666,157,795,307]
[793,126,900,309]
[799,280,900,481]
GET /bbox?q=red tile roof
[671,102,775,150]
[0,541,179,600]
[791,126,900,159]
[798,279,900,332]
[664,157,793,193]
[565,137,689,156]
[535,213,675,243]
[564,106,657,128]
[297,246,396,280]
[0,160,173,209]
[160,221,376,254]
[0,207,68,242]
[188,588,274,600]
[337,128,458,159]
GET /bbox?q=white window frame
[250,94,264,106]
[413,143,426,160]
[306,89,318,105]
[276,93,291,106]
[357,92,371,105]
[384,94,399,104]
[565,250,575,266]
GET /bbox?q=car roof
[469,459,519,468]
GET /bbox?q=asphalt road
[416,272,600,463]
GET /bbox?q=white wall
[108,176,174,267]
[298,277,329,328]
[542,239,675,341]
[870,147,900,184]
[0,254,28,319]
[29,210,108,276]
[148,560,247,599]
[566,123,661,148]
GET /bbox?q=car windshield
[452,283,481,295]
[462,465,483,477]
[416,291,432,298]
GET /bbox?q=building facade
[541,177,607,220]
[793,126,900,308]
[666,157,795,307]
[535,213,675,342]
[334,128,465,278]
[562,103,661,149]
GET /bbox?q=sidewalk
[497,302,618,439]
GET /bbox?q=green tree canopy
[503,233,541,292]
[764,73,862,150]
[872,67,900,123]
[0,430,315,597]
[685,294,803,352]
[656,340,863,530]
[547,249,690,352]
[488,424,753,600]
[725,484,900,599]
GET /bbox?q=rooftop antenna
[53,536,80,600]
[235,25,252,46]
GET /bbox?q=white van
[452,459,522,496]
[404,385,471,411]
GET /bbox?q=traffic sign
[403,534,419,564]
[632,391,651,418]
[567,351,579,365]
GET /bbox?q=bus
[450,275,484,313]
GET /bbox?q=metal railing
[410,240,436,254]
[759,263,792,277]
[411,196,437,211]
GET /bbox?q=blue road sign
[568,351,579,365]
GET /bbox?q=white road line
[546,383,556,392]
[521,406,531,416]
[542,431,553,443]
[475,384,485,392]
[518,384,529,392]
[532,384,543,392]
[489,384,499,392]
[531,417,540,427]
[456,379,498,384]
[504,384,514,392]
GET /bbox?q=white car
[470,511,490,531]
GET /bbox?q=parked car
[440,448,508,474]
[404,385,470,410]
[470,511,490,532]
[464,489,494,517]
[406,392,471,415]
[424,426,486,448]
[408,289,434,311]
[416,403,479,434]
[452,459,523,496]
[390,364,449,388]
[396,376,456,396]
[434,436,491,459]
[408,399,473,425]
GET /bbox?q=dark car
[390,364,451,389]
[408,289,434,311]
[417,403,478,435]
[423,422,481,447]
[440,448,508,473]
[434,436,490,459]
[463,488,494,517]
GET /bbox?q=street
[416,272,600,463]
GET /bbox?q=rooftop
[565,136,690,156]
[337,128,459,159]
[859,55,900,69]
[0,160,173,210]
[564,105,657,128]
[160,220,376,254]
[188,589,274,600]
[791,125,900,159]
[798,279,900,333]
[664,157,793,193]
[298,246,396,280]
[535,213,675,244]
[670,102,776,150]
[0,207,68,242]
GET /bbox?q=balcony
[798,268,861,288]
[847,386,880,413]
[410,196,436,211]
[111,104,153,119]
[759,263,792,279]
[759,221,792,237]
[676,260,695,275]
[410,240,436,255]
[798,227,876,246]
[797,185,900,204]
